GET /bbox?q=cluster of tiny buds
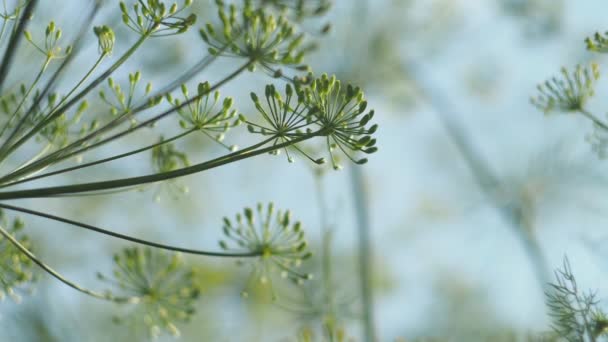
[219,203,313,297]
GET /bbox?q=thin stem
[2,1,102,155]
[579,108,608,131]
[0,203,261,257]
[1,128,197,187]
[0,130,325,199]
[1,33,150,163]
[349,165,376,342]
[0,0,37,92]
[0,56,50,140]
[1,59,254,184]
[0,222,135,302]
[313,170,334,317]
[9,142,51,175]
[405,59,551,286]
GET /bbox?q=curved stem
[1,128,197,187]
[0,203,261,257]
[0,130,324,199]
[0,222,135,303]
[1,59,254,184]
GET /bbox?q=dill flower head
[219,203,313,297]
[531,64,600,114]
[119,0,196,36]
[151,138,190,174]
[98,247,201,338]
[93,25,115,55]
[167,82,240,150]
[258,0,331,20]
[150,137,190,200]
[199,0,313,74]
[586,31,608,53]
[303,74,378,170]
[245,83,324,163]
[0,212,35,303]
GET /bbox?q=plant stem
[579,108,608,131]
[0,33,150,163]
[0,222,136,302]
[405,60,551,286]
[2,2,102,154]
[0,56,51,141]
[0,203,261,257]
[0,0,37,92]
[0,128,197,187]
[350,165,376,342]
[313,170,335,320]
[1,59,255,184]
[0,130,325,199]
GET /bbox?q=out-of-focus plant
[0,0,380,339]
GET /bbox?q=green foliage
[546,258,608,342]
[0,0,384,339]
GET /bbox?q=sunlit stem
[0,203,262,258]
[1,129,197,187]
[0,129,327,199]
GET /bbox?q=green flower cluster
[167,82,241,150]
[246,74,378,169]
[0,211,34,302]
[98,247,201,338]
[219,203,312,297]
[531,64,599,114]
[120,0,196,36]
[199,0,312,74]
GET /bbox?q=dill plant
[0,0,378,339]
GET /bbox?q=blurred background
[4,0,608,341]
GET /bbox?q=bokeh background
[3,0,608,340]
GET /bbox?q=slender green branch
[0,56,50,140]
[405,59,551,286]
[579,108,608,131]
[0,0,37,92]
[60,59,254,156]
[2,3,102,156]
[9,142,51,175]
[349,165,376,342]
[0,33,150,163]
[0,203,261,257]
[0,59,254,184]
[0,128,197,188]
[0,130,325,199]
[0,222,135,302]
[313,171,334,315]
